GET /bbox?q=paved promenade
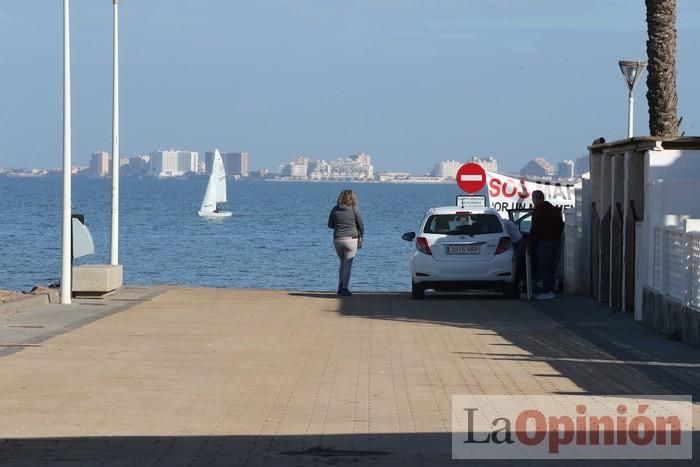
[0,286,698,466]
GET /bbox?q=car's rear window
[423,214,503,235]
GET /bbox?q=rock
[0,290,24,304]
[0,286,53,304]
[29,286,52,295]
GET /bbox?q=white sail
[213,150,227,203]
[199,149,231,216]
[200,173,217,213]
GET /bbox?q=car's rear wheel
[411,282,425,300]
[502,282,519,299]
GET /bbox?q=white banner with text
[486,171,577,216]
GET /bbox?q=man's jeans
[512,239,525,285]
[536,239,560,293]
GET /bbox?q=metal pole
[525,249,533,300]
[60,0,72,304]
[627,90,634,139]
[110,0,120,265]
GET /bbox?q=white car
[402,206,518,299]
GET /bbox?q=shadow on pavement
[1,433,695,467]
[307,291,700,399]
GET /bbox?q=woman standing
[328,189,364,296]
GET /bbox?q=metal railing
[652,227,664,291]
[690,233,700,309]
[650,224,700,310]
[664,227,686,302]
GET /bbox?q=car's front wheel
[411,282,425,300]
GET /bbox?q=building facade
[150,150,199,177]
[280,156,309,179]
[557,160,575,178]
[574,155,590,176]
[205,151,249,177]
[520,158,555,177]
[430,160,461,178]
[89,151,110,177]
[308,153,374,180]
[121,155,150,175]
[429,158,498,179]
[468,157,499,173]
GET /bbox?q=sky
[1,1,699,173]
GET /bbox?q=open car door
[507,208,535,237]
[508,208,535,299]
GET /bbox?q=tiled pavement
[0,287,698,466]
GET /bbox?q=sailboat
[198,149,233,217]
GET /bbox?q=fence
[562,183,591,295]
[563,209,578,293]
[650,224,700,310]
[692,235,700,309]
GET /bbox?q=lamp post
[618,60,646,139]
[110,0,120,265]
[60,0,72,304]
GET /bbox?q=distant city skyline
[1,150,587,183]
[1,1,699,172]
[0,145,568,175]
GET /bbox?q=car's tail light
[495,237,511,255]
[416,237,432,255]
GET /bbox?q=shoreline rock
[0,290,25,303]
[0,286,54,304]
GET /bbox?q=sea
[0,176,462,292]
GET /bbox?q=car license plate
[447,245,480,255]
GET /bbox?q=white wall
[636,149,700,318]
[646,149,700,221]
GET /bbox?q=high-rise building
[557,160,575,178]
[430,160,461,178]
[89,151,110,177]
[346,153,374,179]
[520,158,555,177]
[123,155,150,175]
[280,156,309,179]
[308,153,374,180]
[310,160,331,179]
[250,168,270,178]
[150,150,199,177]
[574,155,589,176]
[236,152,249,177]
[468,157,499,173]
[205,151,249,177]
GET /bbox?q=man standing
[529,190,563,300]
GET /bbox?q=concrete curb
[0,291,59,313]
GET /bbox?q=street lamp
[61,0,72,304]
[110,0,120,266]
[618,60,646,139]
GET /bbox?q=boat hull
[198,211,233,218]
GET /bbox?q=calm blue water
[0,177,460,292]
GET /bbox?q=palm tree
[646,0,679,136]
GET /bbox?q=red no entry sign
[456,163,487,193]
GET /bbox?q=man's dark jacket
[530,201,563,241]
